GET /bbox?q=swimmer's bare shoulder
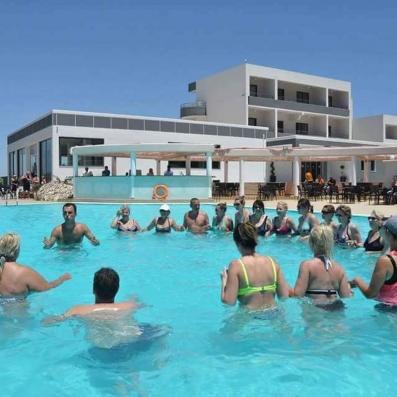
[65,301,138,318]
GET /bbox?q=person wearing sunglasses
[234,196,250,227]
[335,205,361,247]
[363,210,385,252]
[212,202,234,232]
[350,216,397,308]
[249,199,272,237]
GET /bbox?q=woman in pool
[249,199,272,237]
[220,223,289,310]
[143,204,184,233]
[362,210,385,252]
[111,205,141,232]
[212,202,233,232]
[297,198,319,237]
[291,225,351,308]
[335,205,361,247]
[350,216,397,307]
[271,201,297,236]
[234,196,250,226]
[0,233,71,299]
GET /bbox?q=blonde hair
[0,233,21,262]
[370,209,384,220]
[277,201,288,211]
[309,225,334,258]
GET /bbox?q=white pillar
[186,156,191,176]
[363,159,369,183]
[349,156,357,185]
[224,160,229,182]
[206,153,212,198]
[263,161,267,182]
[72,152,78,177]
[156,160,161,176]
[130,152,137,176]
[293,157,300,197]
[239,159,245,196]
[111,157,117,176]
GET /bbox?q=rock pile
[37,181,74,201]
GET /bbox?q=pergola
[214,145,397,196]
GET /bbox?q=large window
[59,137,104,166]
[248,117,257,126]
[296,122,309,135]
[297,91,309,104]
[360,160,376,172]
[250,84,258,97]
[40,138,52,182]
[278,88,285,100]
[277,120,284,133]
[17,148,26,177]
[168,160,220,170]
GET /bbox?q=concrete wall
[195,64,247,124]
[353,116,383,142]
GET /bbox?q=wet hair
[120,204,130,214]
[216,202,227,212]
[252,199,265,211]
[297,198,313,213]
[190,197,199,205]
[336,205,352,220]
[322,204,335,214]
[93,268,120,301]
[63,203,77,214]
[309,225,334,258]
[234,196,245,206]
[276,201,288,211]
[0,233,20,262]
[233,223,257,250]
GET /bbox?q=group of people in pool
[0,198,396,315]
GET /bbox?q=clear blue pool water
[0,203,396,396]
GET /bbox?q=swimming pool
[0,203,395,396]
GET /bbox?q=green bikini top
[238,257,278,297]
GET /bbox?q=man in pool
[63,267,137,317]
[183,198,210,234]
[43,203,100,248]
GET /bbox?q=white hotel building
[7,64,397,185]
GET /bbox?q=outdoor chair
[328,185,343,203]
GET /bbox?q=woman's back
[0,262,29,296]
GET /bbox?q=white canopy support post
[186,156,191,176]
[130,152,136,198]
[293,157,300,197]
[239,159,245,196]
[263,161,267,183]
[363,159,369,183]
[111,157,117,176]
[350,156,357,185]
[224,160,229,183]
[156,159,161,176]
[206,153,213,198]
[72,151,78,177]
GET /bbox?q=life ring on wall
[152,184,169,200]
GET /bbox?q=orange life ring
[152,184,169,200]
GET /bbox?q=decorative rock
[37,181,74,201]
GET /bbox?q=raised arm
[220,261,239,305]
[142,218,157,232]
[291,261,310,297]
[43,227,59,249]
[83,225,100,245]
[25,267,71,292]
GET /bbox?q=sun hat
[384,216,397,237]
[160,204,170,212]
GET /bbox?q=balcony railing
[180,101,207,118]
[248,96,349,117]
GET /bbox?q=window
[297,91,309,104]
[278,88,285,100]
[40,138,52,182]
[328,95,333,107]
[296,122,309,135]
[168,161,220,170]
[59,137,104,167]
[328,125,332,137]
[248,117,257,126]
[360,160,376,172]
[250,84,258,97]
[277,120,284,133]
[17,148,26,177]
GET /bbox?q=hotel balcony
[248,96,349,117]
[386,124,397,140]
[180,101,207,121]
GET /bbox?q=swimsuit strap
[385,255,397,285]
[239,259,250,287]
[317,255,332,271]
[268,256,277,284]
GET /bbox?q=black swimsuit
[364,233,384,252]
[155,218,171,233]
